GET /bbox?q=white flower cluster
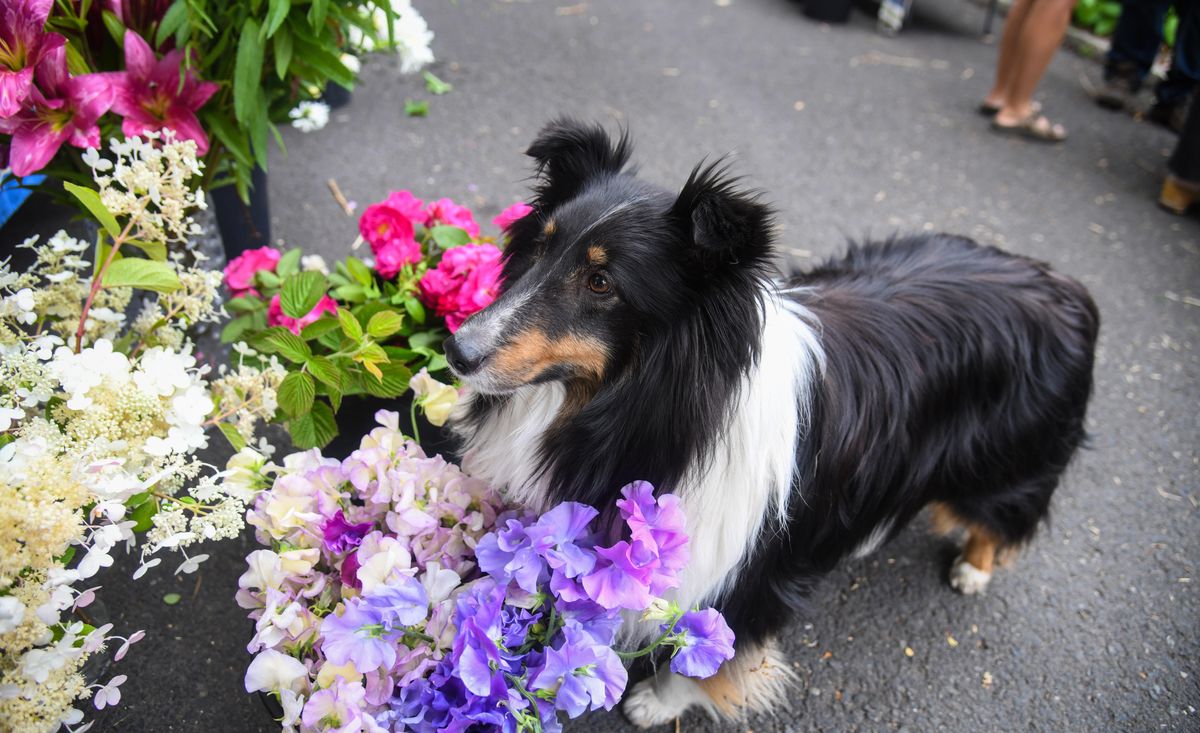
[348,0,435,74]
[288,101,331,133]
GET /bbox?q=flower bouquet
[218,191,528,449]
[0,134,282,730]
[238,410,735,732]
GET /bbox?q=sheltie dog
[444,119,1099,726]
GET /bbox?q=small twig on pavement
[328,179,355,217]
[193,575,203,600]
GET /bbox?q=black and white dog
[444,120,1099,726]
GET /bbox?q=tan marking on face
[490,328,608,385]
[587,245,607,266]
[543,219,557,237]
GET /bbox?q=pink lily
[109,30,218,154]
[0,46,113,177]
[0,0,66,117]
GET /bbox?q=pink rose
[267,294,338,335]
[426,198,480,238]
[224,246,281,295]
[419,244,503,333]
[492,202,532,233]
[359,192,427,279]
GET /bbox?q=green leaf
[278,371,316,417]
[345,256,374,286]
[264,0,290,38]
[403,296,426,325]
[308,0,329,28]
[101,10,125,47]
[280,271,327,318]
[234,19,264,126]
[367,310,404,340]
[405,99,429,117]
[155,1,188,47]
[256,269,282,290]
[300,316,341,340]
[262,327,312,363]
[250,91,270,172]
[291,34,353,87]
[431,225,470,249]
[162,593,181,606]
[129,498,157,533]
[289,401,337,449]
[63,182,121,239]
[423,71,453,95]
[220,311,266,343]
[409,331,441,350]
[103,258,181,293]
[338,308,364,341]
[332,284,366,302]
[124,238,167,261]
[427,353,449,373]
[276,248,302,279]
[306,356,344,392]
[203,110,254,170]
[273,24,294,80]
[363,362,412,398]
[226,296,264,314]
[218,422,247,451]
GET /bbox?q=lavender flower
[669,608,736,678]
[322,510,373,554]
[319,600,397,672]
[531,627,627,717]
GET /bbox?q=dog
[444,119,1099,727]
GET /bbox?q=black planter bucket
[321,83,353,110]
[804,0,854,23]
[212,166,271,259]
[321,394,457,460]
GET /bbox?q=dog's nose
[444,334,485,375]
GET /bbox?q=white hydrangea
[288,101,330,133]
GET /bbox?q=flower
[359,191,426,279]
[289,100,330,133]
[531,628,626,716]
[668,608,735,678]
[0,0,66,117]
[426,198,480,238]
[267,293,338,335]
[409,368,458,427]
[418,243,503,332]
[322,511,373,554]
[301,682,371,733]
[492,202,532,233]
[319,599,397,673]
[362,576,428,628]
[92,674,127,710]
[108,30,219,154]
[580,540,656,610]
[223,246,281,295]
[0,47,114,177]
[244,649,307,694]
[391,0,435,74]
[474,517,546,594]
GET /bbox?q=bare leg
[994,0,1076,126]
[984,0,1036,108]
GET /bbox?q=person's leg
[1150,3,1200,125]
[994,0,1076,136]
[1160,93,1200,213]
[983,0,1036,109]
[1098,0,1171,109]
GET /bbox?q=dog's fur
[445,120,1099,726]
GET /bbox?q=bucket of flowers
[236,409,735,732]
[217,191,531,452]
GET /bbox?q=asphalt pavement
[76,0,1199,731]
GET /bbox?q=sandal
[978,99,1041,117]
[991,112,1067,142]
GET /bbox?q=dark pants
[1106,0,1199,107]
[1169,95,1200,180]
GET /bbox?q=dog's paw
[949,554,992,595]
[623,676,695,729]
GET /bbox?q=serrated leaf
[366,310,404,340]
[280,271,327,318]
[276,248,302,278]
[218,422,247,451]
[363,362,412,398]
[278,371,316,417]
[124,238,167,261]
[409,331,441,350]
[256,269,281,290]
[305,356,343,392]
[63,182,121,239]
[361,359,382,381]
[289,401,337,449]
[226,296,264,314]
[338,308,363,341]
[345,256,373,286]
[300,316,340,341]
[262,327,311,363]
[103,258,181,293]
[430,225,471,249]
[234,19,264,126]
[403,296,426,324]
[427,353,449,373]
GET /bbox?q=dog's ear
[527,118,632,209]
[672,159,774,269]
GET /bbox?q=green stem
[409,398,422,444]
[615,615,682,661]
[503,673,543,733]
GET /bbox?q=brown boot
[1159,175,1200,215]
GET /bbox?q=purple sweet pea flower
[300,682,371,733]
[528,501,598,579]
[362,575,428,628]
[322,510,374,554]
[669,608,735,678]
[617,481,690,573]
[0,0,66,118]
[475,518,547,594]
[530,627,627,717]
[555,599,623,647]
[450,581,509,699]
[340,549,361,589]
[580,540,655,610]
[319,599,396,672]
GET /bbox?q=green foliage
[1073,0,1121,38]
[102,258,182,293]
[280,271,328,319]
[405,99,429,117]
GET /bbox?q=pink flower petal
[121,29,156,80]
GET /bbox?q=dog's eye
[588,272,611,295]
